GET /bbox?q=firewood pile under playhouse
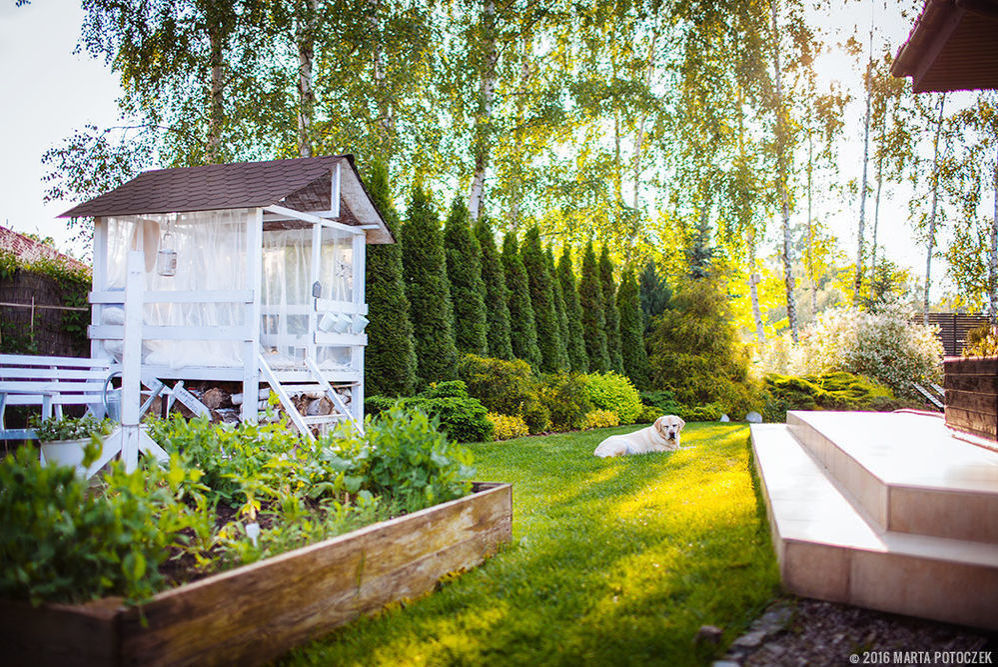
[0,155,392,466]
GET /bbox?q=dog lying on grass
[593,415,686,457]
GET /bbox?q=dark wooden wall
[917,313,991,357]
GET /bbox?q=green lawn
[284,423,780,666]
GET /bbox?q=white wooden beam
[121,250,144,472]
[262,205,362,235]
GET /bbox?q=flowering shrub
[580,409,620,430]
[486,413,530,441]
[792,300,943,396]
[583,372,643,424]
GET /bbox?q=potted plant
[31,414,115,476]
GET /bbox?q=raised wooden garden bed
[944,356,998,441]
[0,482,512,667]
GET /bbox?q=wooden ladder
[257,354,360,441]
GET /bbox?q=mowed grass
[283,423,780,666]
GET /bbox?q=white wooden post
[242,208,263,424]
[309,221,321,361]
[331,162,341,219]
[90,217,108,360]
[121,250,144,472]
[351,231,365,423]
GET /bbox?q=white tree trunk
[207,19,225,163]
[296,0,319,158]
[368,0,392,151]
[855,56,873,298]
[923,94,946,324]
[468,0,497,221]
[770,0,798,342]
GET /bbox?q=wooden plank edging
[0,482,512,667]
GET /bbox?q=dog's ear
[654,416,667,435]
[675,416,686,431]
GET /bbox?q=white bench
[0,354,114,440]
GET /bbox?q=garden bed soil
[0,482,512,667]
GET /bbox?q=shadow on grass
[282,422,780,667]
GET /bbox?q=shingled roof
[892,0,998,93]
[59,155,393,244]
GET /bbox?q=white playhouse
[0,155,392,469]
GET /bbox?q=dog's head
[654,415,686,441]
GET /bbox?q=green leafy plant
[365,381,492,442]
[30,414,113,442]
[538,372,593,432]
[584,372,643,424]
[580,409,620,430]
[486,412,530,440]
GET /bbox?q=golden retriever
[593,415,686,458]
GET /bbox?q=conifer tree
[443,197,488,355]
[474,216,513,359]
[400,184,459,384]
[599,246,624,374]
[547,246,570,370]
[502,232,541,367]
[617,266,651,389]
[520,226,565,372]
[639,261,671,335]
[579,242,610,372]
[558,247,589,372]
[363,161,417,397]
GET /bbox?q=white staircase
[258,354,361,441]
[752,411,998,630]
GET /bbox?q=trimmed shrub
[557,247,589,372]
[521,400,552,434]
[521,226,565,372]
[640,389,683,416]
[599,246,624,374]
[547,246,571,371]
[584,372,643,424]
[581,409,620,430]
[444,198,488,356]
[363,161,417,397]
[681,403,724,422]
[539,372,593,432]
[458,354,536,415]
[364,381,492,443]
[502,232,541,367]
[617,266,651,389]
[761,371,905,423]
[475,217,514,359]
[638,405,660,423]
[401,185,459,384]
[579,242,610,372]
[486,413,530,441]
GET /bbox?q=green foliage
[579,242,610,372]
[761,371,900,423]
[639,261,671,336]
[617,266,651,389]
[474,217,514,360]
[502,232,541,367]
[599,246,624,374]
[647,278,756,416]
[584,372,643,424]
[580,409,620,430]
[520,227,565,372]
[486,412,530,441]
[557,247,589,372]
[401,185,459,384]
[640,390,683,416]
[321,407,475,511]
[30,415,113,443]
[364,161,417,397]
[538,372,593,432]
[365,381,492,443]
[0,448,196,605]
[638,405,661,423]
[793,300,943,397]
[547,247,571,372]
[444,198,489,356]
[963,324,998,357]
[521,400,552,435]
[458,354,536,415]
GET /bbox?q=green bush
[0,447,196,604]
[365,381,492,443]
[638,405,660,423]
[584,372,643,424]
[679,403,724,422]
[539,372,593,432]
[640,390,683,416]
[581,409,620,430]
[761,371,903,423]
[521,400,551,434]
[458,354,537,415]
[486,413,530,440]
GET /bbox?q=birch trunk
[770,0,798,342]
[806,131,817,314]
[855,57,873,299]
[296,0,319,158]
[871,151,884,276]
[368,0,392,152]
[631,37,656,211]
[749,240,766,343]
[207,18,225,164]
[468,0,497,221]
[922,94,946,325]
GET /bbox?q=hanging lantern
[157,217,178,277]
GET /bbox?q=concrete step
[751,423,998,631]
[787,411,998,544]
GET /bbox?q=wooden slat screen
[916,313,991,356]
